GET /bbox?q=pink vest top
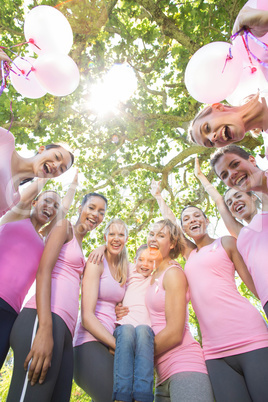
[0,128,20,217]
[237,212,268,308]
[116,263,151,327]
[26,228,85,337]
[185,238,268,360]
[0,218,44,313]
[146,265,207,386]
[73,257,126,347]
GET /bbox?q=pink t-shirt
[0,218,44,313]
[115,263,151,327]
[146,265,208,387]
[26,228,85,337]
[237,212,268,308]
[73,257,126,347]
[185,238,268,360]
[0,127,20,217]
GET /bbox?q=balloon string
[241,36,256,73]
[222,46,233,73]
[55,0,74,8]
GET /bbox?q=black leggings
[7,308,73,402]
[264,301,268,320]
[0,297,18,369]
[74,341,114,402]
[206,347,268,402]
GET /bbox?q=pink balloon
[184,42,243,103]
[24,5,73,56]
[226,66,268,105]
[33,53,80,97]
[257,0,268,10]
[10,56,47,99]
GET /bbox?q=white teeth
[236,175,246,185]
[222,127,227,141]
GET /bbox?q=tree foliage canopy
[0,0,263,256]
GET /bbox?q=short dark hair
[210,145,250,174]
[81,192,108,208]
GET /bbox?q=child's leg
[133,325,154,402]
[113,324,135,402]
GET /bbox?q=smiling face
[34,146,73,178]
[147,223,174,262]
[135,248,155,278]
[105,222,128,256]
[181,207,209,240]
[224,189,257,221]
[214,153,262,192]
[32,191,61,225]
[79,196,107,232]
[191,104,245,148]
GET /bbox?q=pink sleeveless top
[115,263,151,327]
[26,227,85,336]
[185,238,268,360]
[0,218,44,313]
[146,265,208,386]
[73,257,126,347]
[0,128,20,217]
[237,212,268,308]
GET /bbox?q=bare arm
[232,6,268,37]
[81,260,116,350]
[24,219,71,385]
[195,157,243,238]
[40,170,78,238]
[0,178,48,225]
[222,236,258,298]
[154,267,188,356]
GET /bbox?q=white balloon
[10,56,47,99]
[33,53,80,97]
[185,42,243,103]
[24,5,73,56]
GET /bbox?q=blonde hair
[153,219,186,259]
[104,218,129,286]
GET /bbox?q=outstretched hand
[232,6,268,37]
[194,157,203,178]
[24,328,53,386]
[150,179,162,198]
[0,49,10,80]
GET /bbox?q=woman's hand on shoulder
[87,244,106,265]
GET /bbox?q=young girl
[145,219,214,402]
[0,126,74,217]
[73,218,128,402]
[0,174,77,370]
[113,244,155,402]
[6,192,107,401]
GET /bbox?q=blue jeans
[113,324,154,402]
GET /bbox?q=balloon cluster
[184,0,268,105]
[9,5,80,99]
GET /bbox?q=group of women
[1,3,268,402]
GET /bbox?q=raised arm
[232,6,268,37]
[40,170,78,238]
[195,157,243,238]
[222,236,258,299]
[0,178,48,225]
[24,219,71,385]
[81,260,116,350]
[154,267,187,356]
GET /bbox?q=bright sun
[88,64,137,116]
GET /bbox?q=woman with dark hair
[0,126,74,217]
[151,182,268,401]
[7,192,107,401]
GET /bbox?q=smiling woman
[0,127,74,218]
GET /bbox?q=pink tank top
[145,265,208,386]
[185,238,268,360]
[0,128,20,217]
[0,218,44,313]
[26,227,85,336]
[237,212,268,308]
[115,263,151,327]
[73,257,126,346]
